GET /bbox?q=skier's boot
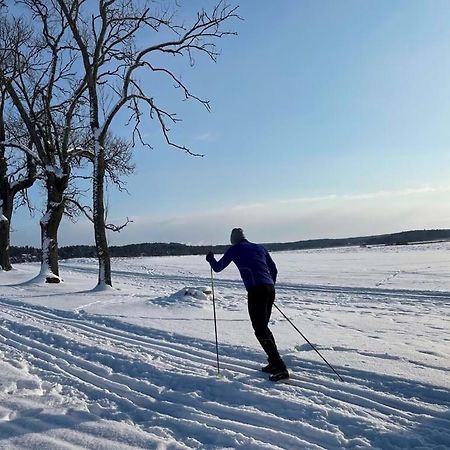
[261,363,278,374]
[269,368,289,382]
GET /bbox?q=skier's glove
[206,251,214,263]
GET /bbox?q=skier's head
[230,228,246,245]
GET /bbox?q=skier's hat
[230,228,246,245]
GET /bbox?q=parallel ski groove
[1,299,446,418]
[1,299,447,418]
[0,296,448,449]
[0,320,330,449]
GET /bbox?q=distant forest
[10,229,450,263]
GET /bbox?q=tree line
[0,0,239,286]
[10,229,450,263]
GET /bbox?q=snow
[0,242,449,449]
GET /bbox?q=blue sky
[11,0,450,246]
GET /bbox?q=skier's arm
[207,247,235,273]
[266,251,278,284]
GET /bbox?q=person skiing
[206,228,289,381]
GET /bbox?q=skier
[206,228,289,382]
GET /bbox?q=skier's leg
[248,285,285,368]
[265,285,287,369]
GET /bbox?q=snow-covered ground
[0,242,449,449]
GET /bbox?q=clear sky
[11,0,450,246]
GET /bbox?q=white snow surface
[0,242,449,449]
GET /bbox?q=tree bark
[39,172,67,282]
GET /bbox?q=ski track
[0,297,449,449]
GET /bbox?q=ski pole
[274,304,344,382]
[210,267,220,375]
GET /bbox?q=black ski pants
[247,284,285,368]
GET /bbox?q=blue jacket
[208,240,278,290]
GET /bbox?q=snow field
[0,242,449,448]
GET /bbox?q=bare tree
[1,5,137,281]
[55,0,239,287]
[0,10,89,281]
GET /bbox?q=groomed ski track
[0,265,449,449]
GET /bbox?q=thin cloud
[194,132,218,142]
[56,184,450,246]
[277,185,450,205]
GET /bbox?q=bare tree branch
[66,197,132,232]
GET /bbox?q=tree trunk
[39,173,66,283]
[93,136,112,287]
[0,196,12,271]
[0,92,11,271]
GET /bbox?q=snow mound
[149,286,213,308]
[92,283,116,292]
